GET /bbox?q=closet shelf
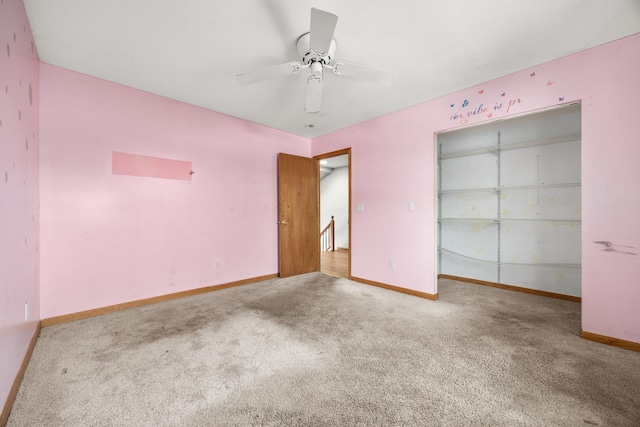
[501,182,581,191]
[439,182,580,195]
[439,217,581,224]
[439,247,582,270]
[439,187,497,195]
[439,218,497,223]
[501,131,581,152]
[438,131,581,160]
[500,218,580,224]
[439,146,498,159]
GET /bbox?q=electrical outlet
[389,259,395,269]
[215,259,221,269]
[24,302,29,321]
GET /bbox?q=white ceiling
[23,0,640,138]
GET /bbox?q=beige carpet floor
[7,274,640,426]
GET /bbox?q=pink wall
[0,0,40,410]
[312,33,640,344]
[39,64,309,319]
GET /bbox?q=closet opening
[436,104,581,302]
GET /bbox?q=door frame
[314,148,352,279]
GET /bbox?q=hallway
[320,249,349,278]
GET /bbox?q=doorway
[315,148,351,278]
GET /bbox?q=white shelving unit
[437,105,582,297]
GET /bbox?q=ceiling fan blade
[305,75,322,113]
[236,61,304,86]
[310,8,338,55]
[328,62,396,81]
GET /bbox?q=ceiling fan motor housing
[297,32,336,66]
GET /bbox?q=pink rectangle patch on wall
[112,151,192,181]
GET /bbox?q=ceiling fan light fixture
[310,61,323,77]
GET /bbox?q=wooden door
[278,153,320,277]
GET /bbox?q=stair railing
[320,216,335,252]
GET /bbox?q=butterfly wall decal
[462,100,469,107]
[478,89,484,94]
[559,97,564,102]
[546,81,555,86]
[530,72,536,77]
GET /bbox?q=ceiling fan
[236,8,395,113]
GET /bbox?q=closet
[437,104,581,297]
